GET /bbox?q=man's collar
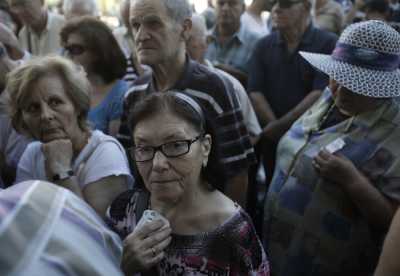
[209,24,246,44]
[173,56,193,89]
[276,23,315,46]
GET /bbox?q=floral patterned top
[107,189,270,275]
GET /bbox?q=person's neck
[89,74,116,96]
[217,23,240,43]
[280,18,310,51]
[315,0,328,11]
[152,51,186,92]
[151,180,213,230]
[30,11,47,35]
[72,130,90,158]
[247,1,264,17]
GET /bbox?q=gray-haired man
[118,0,257,207]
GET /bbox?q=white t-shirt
[15,130,134,189]
[240,11,270,37]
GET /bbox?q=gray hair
[63,0,99,18]
[164,0,193,23]
[6,56,92,136]
[191,14,207,37]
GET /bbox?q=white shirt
[16,130,134,189]
[18,11,65,56]
[240,11,270,37]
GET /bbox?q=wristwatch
[52,170,74,182]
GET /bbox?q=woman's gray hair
[6,55,92,137]
[164,0,192,23]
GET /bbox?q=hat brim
[300,51,400,98]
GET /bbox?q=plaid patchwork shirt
[263,88,400,275]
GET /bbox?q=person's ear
[201,134,212,160]
[181,18,193,41]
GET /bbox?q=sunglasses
[268,0,305,8]
[64,44,86,56]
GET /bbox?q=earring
[202,160,207,168]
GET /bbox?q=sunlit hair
[63,0,99,18]
[131,0,192,23]
[60,16,127,83]
[6,55,91,137]
[128,92,226,191]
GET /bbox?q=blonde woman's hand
[41,139,73,180]
[121,218,172,274]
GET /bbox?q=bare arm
[224,169,248,208]
[375,208,400,276]
[83,175,128,218]
[261,89,322,142]
[0,23,24,60]
[249,91,277,127]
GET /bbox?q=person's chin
[40,131,65,143]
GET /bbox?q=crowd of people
[1,0,400,275]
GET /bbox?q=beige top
[18,11,65,56]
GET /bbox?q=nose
[135,26,151,43]
[151,150,169,171]
[40,103,55,122]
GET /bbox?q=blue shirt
[205,24,262,74]
[88,79,128,134]
[247,24,337,118]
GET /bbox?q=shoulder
[185,61,235,106]
[48,11,65,26]
[88,131,125,153]
[311,27,338,48]
[23,141,42,156]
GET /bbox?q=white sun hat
[300,20,400,98]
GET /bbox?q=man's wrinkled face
[8,0,44,27]
[214,0,244,29]
[130,0,183,66]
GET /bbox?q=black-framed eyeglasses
[268,0,304,8]
[64,44,86,56]
[131,135,202,162]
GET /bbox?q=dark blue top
[247,24,337,118]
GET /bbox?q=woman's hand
[42,139,73,179]
[313,149,362,187]
[121,219,172,274]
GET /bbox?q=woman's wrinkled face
[133,111,211,204]
[330,78,383,116]
[21,74,83,143]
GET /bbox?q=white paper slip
[324,138,346,154]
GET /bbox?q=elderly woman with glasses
[263,20,400,276]
[106,92,270,275]
[8,56,133,218]
[60,16,128,137]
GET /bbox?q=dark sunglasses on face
[64,44,86,56]
[268,0,304,8]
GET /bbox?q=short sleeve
[108,81,128,121]
[78,141,134,188]
[15,142,43,184]
[247,38,267,93]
